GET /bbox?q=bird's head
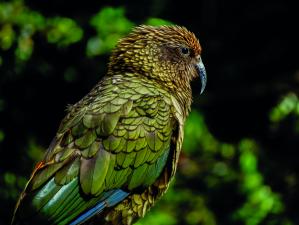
[108,25,206,94]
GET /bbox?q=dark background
[1,0,299,224]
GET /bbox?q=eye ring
[180,47,190,55]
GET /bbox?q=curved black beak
[195,58,207,94]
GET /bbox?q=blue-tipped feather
[70,189,129,225]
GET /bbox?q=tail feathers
[70,189,129,225]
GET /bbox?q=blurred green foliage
[0,1,297,225]
[234,140,284,225]
[87,7,134,56]
[145,17,173,26]
[46,17,83,47]
[0,0,83,62]
[270,93,299,123]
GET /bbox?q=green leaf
[0,129,5,142]
[145,18,173,26]
[47,17,83,47]
[87,7,134,56]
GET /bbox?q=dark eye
[180,47,190,55]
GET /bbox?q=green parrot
[12,25,206,225]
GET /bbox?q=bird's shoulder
[58,74,175,134]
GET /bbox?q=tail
[70,189,129,225]
[12,177,129,225]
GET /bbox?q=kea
[12,25,207,225]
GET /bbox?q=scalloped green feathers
[12,75,181,225]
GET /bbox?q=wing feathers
[80,146,111,195]
[13,81,176,225]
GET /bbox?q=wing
[12,76,176,225]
